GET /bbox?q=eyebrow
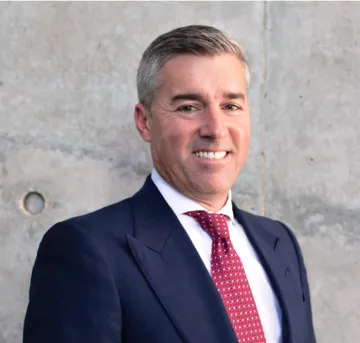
[223,92,246,101]
[170,93,202,104]
[170,92,246,104]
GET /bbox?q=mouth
[193,150,230,160]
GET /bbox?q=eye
[177,105,198,112]
[224,103,242,111]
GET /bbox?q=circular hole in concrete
[23,191,45,215]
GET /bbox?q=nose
[199,107,226,140]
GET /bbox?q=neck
[185,193,228,212]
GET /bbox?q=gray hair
[136,25,251,112]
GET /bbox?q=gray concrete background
[0,2,359,342]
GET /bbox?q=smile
[193,151,229,160]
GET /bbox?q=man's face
[135,53,251,208]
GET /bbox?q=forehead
[156,53,248,99]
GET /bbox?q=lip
[192,149,230,153]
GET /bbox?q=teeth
[194,151,227,159]
[215,151,225,159]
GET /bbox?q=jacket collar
[128,175,238,343]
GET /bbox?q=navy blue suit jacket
[23,176,316,343]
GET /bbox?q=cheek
[233,121,251,146]
[155,128,187,159]
[160,121,194,151]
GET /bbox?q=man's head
[134,25,251,211]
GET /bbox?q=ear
[134,103,152,142]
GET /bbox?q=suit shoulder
[238,209,305,258]
[240,209,295,237]
[47,197,133,242]
[70,197,132,224]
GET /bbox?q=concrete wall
[0,2,359,342]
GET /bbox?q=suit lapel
[233,205,302,343]
[127,177,237,343]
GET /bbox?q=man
[23,25,316,343]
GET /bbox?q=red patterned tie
[185,211,266,343]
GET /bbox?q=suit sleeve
[281,223,317,343]
[23,221,122,343]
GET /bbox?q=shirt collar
[151,168,235,224]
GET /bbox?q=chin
[194,179,231,195]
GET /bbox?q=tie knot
[185,211,230,239]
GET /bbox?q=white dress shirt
[151,168,282,343]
